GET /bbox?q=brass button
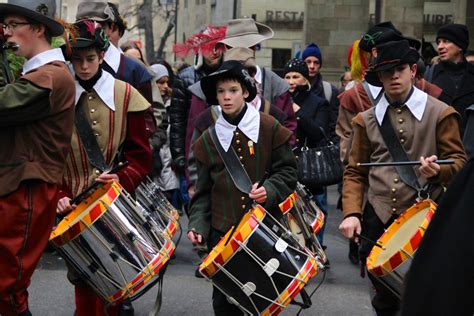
[396,108,402,114]
[95,169,100,175]
[391,188,396,193]
[88,96,93,100]
[239,156,243,160]
[241,196,245,201]
[295,155,299,159]
[399,129,404,133]
[398,118,404,124]
[392,198,397,203]
[95,133,100,137]
[296,117,300,120]
[394,178,399,183]
[392,208,397,213]
[92,120,98,125]
[236,140,241,145]
[90,109,96,113]
[235,131,239,136]
[242,204,246,209]
[296,138,300,143]
[400,138,405,144]
[237,148,242,152]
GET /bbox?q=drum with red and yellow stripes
[200,204,321,315]
[366,199,437,298]
[50,181,174,303]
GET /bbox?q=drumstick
[355,233,386,250]
[223,172,269,246]
[71,161,129,205]
[357,159,454,167]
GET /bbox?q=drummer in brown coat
[0,1,76,315]
[338,40,466,315]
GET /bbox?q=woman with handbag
[283,58,332,248]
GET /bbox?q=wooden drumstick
[355,233,386,250]
[357,159,454,167]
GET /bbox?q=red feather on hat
[173,25,226,58]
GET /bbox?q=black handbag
[296,128,343,186]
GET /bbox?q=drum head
[367,200,436,274]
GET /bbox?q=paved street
[29,186,372,315]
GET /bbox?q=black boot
[119,299,134,316]
[348,240,360,265]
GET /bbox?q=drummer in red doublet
[187,60,297,315]
[55,20,151,316]
[338,40,466,315]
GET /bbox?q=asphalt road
[29,185,373,315]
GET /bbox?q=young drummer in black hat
[187,60,297,315]
[56,20,152,316]
[339,40,466,315]
[0,1,76,315]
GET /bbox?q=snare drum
[200,205,322,315]
[366,199,437,299]
[50,181,175,303]
[135,178,180,238]
[279,184,326,262]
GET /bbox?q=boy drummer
[56,20,151,316]
[339,40,466,315]
[187,60,297,315]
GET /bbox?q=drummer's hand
[339,216,362,242]
[56,197,76,215]
[419,155,440,178]
[249,183,267,204]
[188,185,196,198]
[187,230,203,245]
[95,172,120,183]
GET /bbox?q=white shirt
[22,48,65,75]
[375,86,428,125]
[75,70,116,111]
[215,104,260,152]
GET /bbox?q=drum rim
[199,205,267,278]
[366,199,436,276]
[107,238,176,303]
[49,181,122,246]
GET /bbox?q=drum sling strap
[75,97,109,172]
[209,125,313,310]
[375,107,429,199]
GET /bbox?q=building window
[272,49,292,77]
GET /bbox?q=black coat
[292,85,330,149]
[428,60,474,133]
[401,160,474,315]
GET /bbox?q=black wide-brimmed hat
[200,60,257,105]
[0,0,64,36]
[365,40,420,87]
[360,21,421,52]
[70,20,109,51]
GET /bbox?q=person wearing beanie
[56,20,152,316]
[425,23,474,136]
[301,41,340,250]
[283,58,331,257]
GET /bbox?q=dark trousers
[360,203,400,316]
[208,228,245,316]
